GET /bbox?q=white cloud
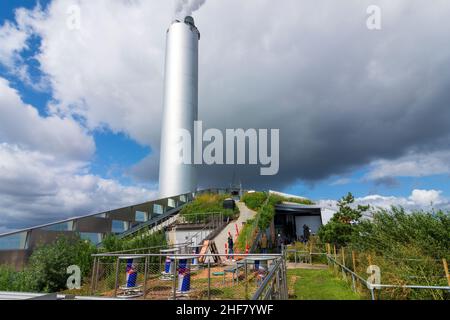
[366,150,450,181]
[7,0,173,147]
[0,20,28,68]
[0,143,157,231]
[0,77,157,231]
[408,189,444,206]
[317,189,450,215]
[0,77,94,161]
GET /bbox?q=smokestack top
[185,16,195,26]
[169,16,200,40]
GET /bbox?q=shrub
[351,207,450,260]
[0,265,34,292]
[25,236,97,293]
[101,230,167,252]
[241,192,267,210]
[180,193,238,223]
[0,236,98,293]
[319,194,450,300]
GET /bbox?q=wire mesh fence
[87,252,287,300]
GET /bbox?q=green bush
[0,227,170,293]
[235,219,255,251]
[241,192,267,210]
[26,236,97,293]
[0,265,34,292]
[351,207,450,260]
[0,236,97,293]
[180,193,238,223]
[101,230,167,254]
[284,197,315,205]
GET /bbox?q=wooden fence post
[368,254,373,266]
[341,247,347,280]
[352,250,358,292]
[333,245,337,260]
[443,258,450,287]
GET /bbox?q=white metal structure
[159,16,200,198]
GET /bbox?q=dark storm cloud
[130,0,450,190]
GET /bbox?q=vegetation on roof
[237,192,314,251]
[179,193,239,223]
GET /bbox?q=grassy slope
[288,269,361,300]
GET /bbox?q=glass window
[167,198,176,208]
[112,220,128,233]
[80,233,102,244]
[179,195,187,203]
[153,204,164,215]
[0,232,28,250]
[135,211,147,222]
[41,221,73,232]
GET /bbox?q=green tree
[318,192,369,246]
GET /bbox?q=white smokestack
[174,0,206,18]
[158,17,200,199]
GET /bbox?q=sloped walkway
[212,201,257,255]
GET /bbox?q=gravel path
[212,201,257,255]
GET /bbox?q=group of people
[226,225,311,256]
[226,231,269,258]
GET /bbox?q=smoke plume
[175,0,206,18]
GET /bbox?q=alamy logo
[168,121,279,176]
[66,265,81,290]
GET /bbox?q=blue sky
[0,0,449,231]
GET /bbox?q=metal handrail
[326,254,450,299]
[184,212,224,245]
[251,257,286,300]
[117,205,185,239]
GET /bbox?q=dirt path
[212,201,257,255]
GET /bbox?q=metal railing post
[207,260,211,300]
[245,259,248,299]
[172,258,177,300]
[90,257,97,295]
[143,256,149,299]
[114,257,120,298]
[283,258,288,299]
[95,257,100,292]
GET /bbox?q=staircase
[118,205,185,240]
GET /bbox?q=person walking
[227,232,234,261]
[260,233,268,254]
[303,224,310,243]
